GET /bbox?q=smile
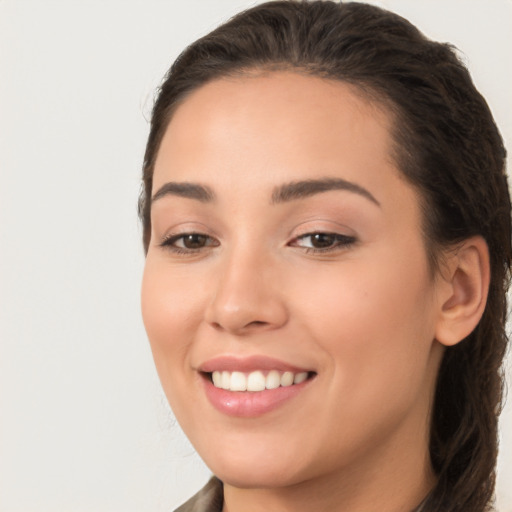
[198,356,316,417]
[210,370,310,392]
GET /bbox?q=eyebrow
[151,182,215,203]
[151,177,379,207]
[271,178,380,206]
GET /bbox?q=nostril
[209,319,270,334]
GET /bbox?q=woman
[139,1,511,511]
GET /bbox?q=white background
[1,1,511,511]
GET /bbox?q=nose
[204,249,288,335]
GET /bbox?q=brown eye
[160,232,219,253]
[310,233,337,248]
[291,232,356,253]
[181,234,208,249]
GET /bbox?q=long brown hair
[139,2,511,510]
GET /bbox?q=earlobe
[435,236,490,347]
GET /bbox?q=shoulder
[174,477,223,512]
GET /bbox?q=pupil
[312,233,335,248]
[184,234,206,249]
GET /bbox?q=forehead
[153,71,401,199]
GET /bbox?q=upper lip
[198,355,312,374]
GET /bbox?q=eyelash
[160,233,220,255]
[290,232,356,253]
[159,232,356,255]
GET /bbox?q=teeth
[247,371,266,392]
[212,371,222,387]
[294,372,308,384]
[266,370,281,389]
[221,371,230,390]
[210,370,310,392]
[280,371,294,387]
[230,371,247,391]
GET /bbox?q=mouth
[198,355,317,416]
[198,356,317,417]
[203,369,316,392]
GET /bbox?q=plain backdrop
[1,1,511,511]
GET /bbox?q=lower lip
[202,375,312,418]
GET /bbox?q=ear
[435,236,490,347]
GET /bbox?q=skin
[141,72,485,512]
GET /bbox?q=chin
[214,463,303,489]
[200,441,309,489]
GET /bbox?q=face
[142,72,445,489]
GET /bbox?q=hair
[139,2,511,510]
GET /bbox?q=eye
[160,232,219,253]
[176,233,209,249]
[290,232,356,253]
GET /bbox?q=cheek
[291,249,437,393]
[141,257,205,378]
[141,256,215,434]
